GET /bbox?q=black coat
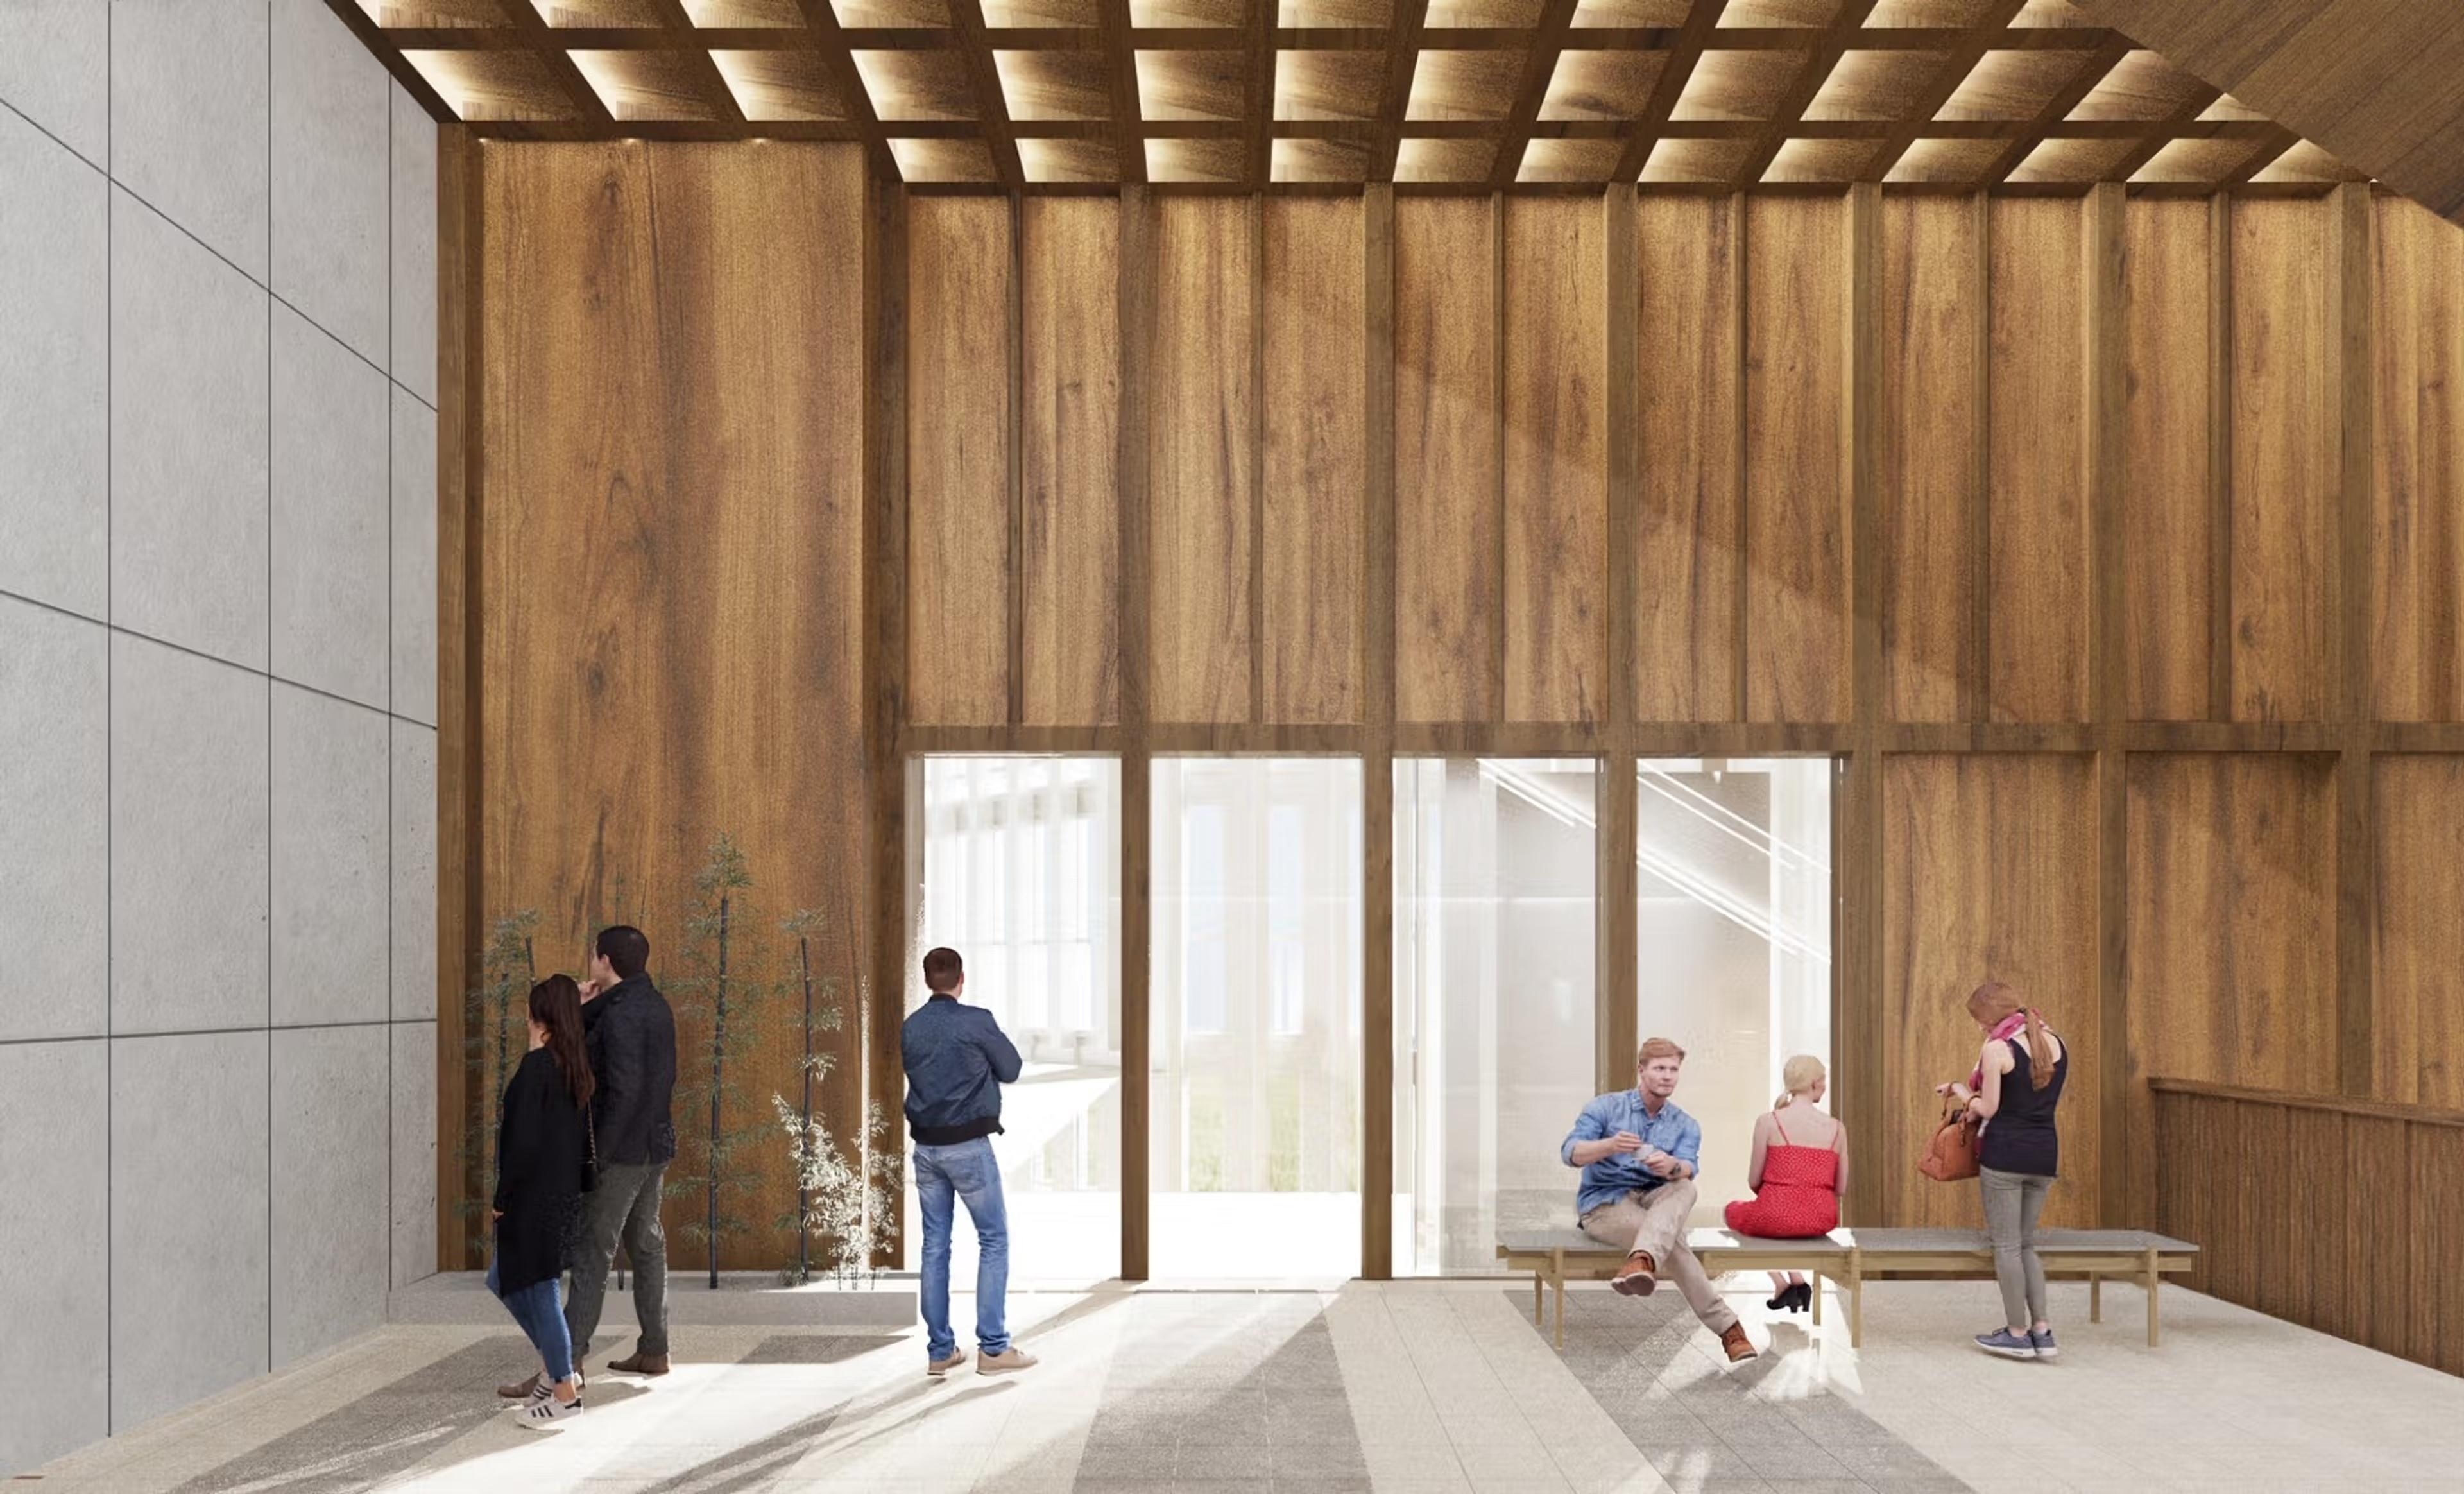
[493,1047,590,1292]
[582,974,678,1168]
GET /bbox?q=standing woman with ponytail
[492,975,596,1427]
[1937,981,2067,1361]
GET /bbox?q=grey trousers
[1980,1166,2053,1330]
[564,1161,670,1358]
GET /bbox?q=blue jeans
[489,1259,575,1383]
[914,1137,1009,1361]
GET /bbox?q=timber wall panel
[2371,194,2464,724]
[478,141,868,1269]
[1986,198,2090,723]
[2121,198,2213,722]
[1502,197,1607,725]
[906,196,1013,726]
[1394,197,1501,724]
[2370,755,2464,1110]
[1149,196,1256,726]
[2124,753,2338,1218]
[2155,1083,2463,1379]
[1020,198,1123,728]
[1879,196,1981,725]
[1632,195,1740,723]
[1743,194,1851,724]
[1881,754,2100,1229]
[1262,198,1365,725]
[2230,198,2339,723]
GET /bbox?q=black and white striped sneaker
[517,1390,585,1430]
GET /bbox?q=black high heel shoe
[1787,1282,1813,1314]
[1767,1286,1792,1310]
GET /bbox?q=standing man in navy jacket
[903,947,1038,1378]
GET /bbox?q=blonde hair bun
[1775,1053,1827,1110]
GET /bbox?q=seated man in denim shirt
[1562,1036,1755,1362]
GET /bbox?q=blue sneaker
[2030,1328,2058,1359]
[1974,1328,2037,1360]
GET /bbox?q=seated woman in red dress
[1722,1054,1847,1314]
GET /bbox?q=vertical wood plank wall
[446,154,2464,1269]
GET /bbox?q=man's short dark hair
[921,947,964,994]
[596,925,651,980]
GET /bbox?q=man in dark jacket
[565,925,678,1377]
[903,947,1035,1378]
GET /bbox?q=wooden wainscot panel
[2369,755,2464,1109]
[1879,195,1981,725]
[1020,197,1122,727]
[1394,196,1501,723]
[907,196,1013,726]
[1633,195,1740,723]
[1881,753,2099,1228]
[481,141,869,1268]
[2121,197,2213,722]
[1262,197,1365,725]
[1743,193,1850,723]
[2230,198,2338,723]
[2124,753,2337,1220]
[2371,194,2464,724]
[1987,198,2089,723]
[1502,196,1607,725]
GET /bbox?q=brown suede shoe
[497,1371,542,1400]
[1720,1323,1758,1363]
[1610,1251,1658,1297]
[607,1350,671,1377]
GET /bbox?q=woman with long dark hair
[1937,979,2067,1361]
[492,974,596,1427]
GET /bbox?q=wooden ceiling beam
[370,22,2135,52]
[1486,0,1582,189]
[2221,122,2304,185]
[1245,0,1277,189]
[1099,0,1147,184]
[947,0,1025,188]
[1859,0,2025,183]
[644,0,749,123]
[2094,80,2225,185]
[1609,0,1728,185]
[1727,0,1881,187]
[318,0,456,119]
[500,0,618,123]
[1978,32,2132,185]
[1373,0,1432,183]
[792,0,898,180]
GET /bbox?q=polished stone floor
[22,1279,2459,1493]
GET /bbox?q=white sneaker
[517,1391,585,1430]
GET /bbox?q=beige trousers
[1579,1180,1740,1335]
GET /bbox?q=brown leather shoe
[1610,1251,1658,1297]
[607,1350,671,1377]
[1720,1323,1758,1362]
[497,1371,542,1400]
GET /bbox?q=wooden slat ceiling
[2063,0,2464,225]
[336,0,2370,190]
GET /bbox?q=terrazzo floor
[21,1278,2460,1494]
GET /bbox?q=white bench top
[1497,1226,2197,1256]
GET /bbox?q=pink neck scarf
[1970,1009,2032,1090]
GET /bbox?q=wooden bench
[1496,1226,2198,1350]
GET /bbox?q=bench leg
[1849,1258,1864,1350]
[2144,1248,2160,1348]
[1555,1275,1566,1350]
[1534,1270,1544,1327]
[2089,1273,2101,1324]
[1811,1272,1823,1327]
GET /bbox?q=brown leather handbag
[1919,1095,1981,1182]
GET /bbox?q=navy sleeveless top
[1978,1033,2066,1178]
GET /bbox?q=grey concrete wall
[0,0,438,1474]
